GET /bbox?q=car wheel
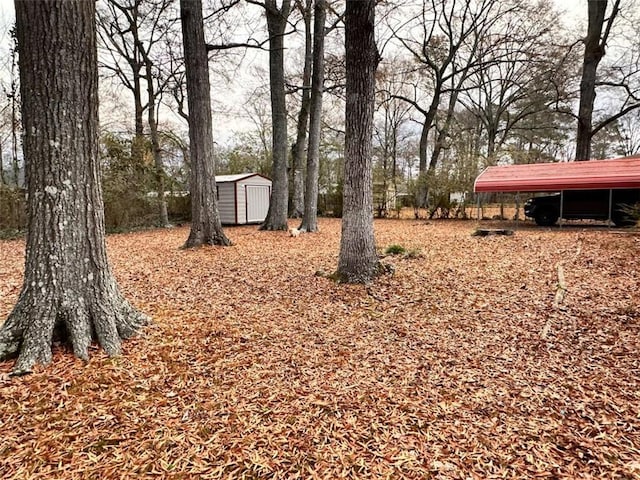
[535,208,559,226]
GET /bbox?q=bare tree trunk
[299,0,326,233]
[392,124,399,217]
[0,138,5,185]
[337,0,380,284]
[130,11,144,149]
[260,0,291,231]
[416,123,429,212]
[576,0,620,161]
[1,0,147,375]
[290,0,312,219]
[131,64,146,162]
[428,89,460,173]
[133,80,144,136]
[180,0,231,247]
[142,51,170,227]
[414,82,444,212]
[96,1,174,170]
[96,2,146,161]
[10,44,20,187]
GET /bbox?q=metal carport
[473,156,640,225]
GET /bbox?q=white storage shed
[215,173,272,225]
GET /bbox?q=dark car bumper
[524,201,535,218]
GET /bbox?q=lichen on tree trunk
[0,0,148,375]
[336,0,381,284]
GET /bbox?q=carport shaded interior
[474,156,640,193]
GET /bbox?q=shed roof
[474,156,640,193]
[215,173,271,183]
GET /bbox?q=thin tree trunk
[180,0,231,247]
[1,0,147,375]
[131,66,146,162]
[380,112,390,218]
[123,2,145,140]
[260,0,291,231]
[96,2,145,162]
[143,54,170,227]
[487,124,498,162]
[428,89,460,173]
[0,138,5,185]
[416,92,441,211]
[133,77,144,137]
[300,0,326,233]
[392,124,398,217]
[11,51,20,187]
[337,0,380,284]
[290,0,312,219]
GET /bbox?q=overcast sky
[0,0,590,142]
[0,0,589,35]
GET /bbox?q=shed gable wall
[237,176,272,188]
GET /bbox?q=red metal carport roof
[473,156,640,193]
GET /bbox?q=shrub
[0,185,26,235]
[618,203,640,226]
[384,244,406,255]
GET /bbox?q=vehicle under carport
[473,156,640,226]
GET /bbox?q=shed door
[245,185,270,223]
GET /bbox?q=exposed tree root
[259,223,288,231]
[333,259,393,284]
[0,286,148,376]
[183,231,232,249]
[298,223,319,233]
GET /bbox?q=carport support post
[476,194,481,221]
[559,190,564,228]
[608,189,613,227]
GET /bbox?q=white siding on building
[217,183,237,224]
[245,185,270,222]
[215,173,272,225]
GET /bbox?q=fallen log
[472,228,514,237]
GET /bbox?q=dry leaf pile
[0,219,639,479]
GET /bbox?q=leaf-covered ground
[1,218,639,479]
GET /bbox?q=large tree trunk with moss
[180,0,231,247]
[0,0,147,375]
[337,0,380,283]
[299,0,326,233]
[260,0,291,231]
[290,0,312,219]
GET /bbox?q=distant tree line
[2,0,639,229]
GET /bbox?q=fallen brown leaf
[0,219,639,479]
